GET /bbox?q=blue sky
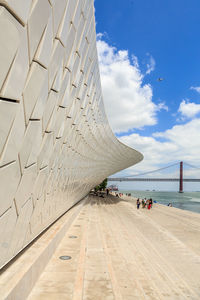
[94,0,200,184]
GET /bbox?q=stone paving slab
[28,194,200,300]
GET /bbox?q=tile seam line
[0,4,25,26]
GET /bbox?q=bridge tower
[179,161,183,193]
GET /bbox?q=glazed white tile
[72,0,83,30]
[32,166,49,204]
[52,65,63,92]
[31,74,49,120]
[45,105,58,135]
[0,160,21,216]
[82,0,92,19]
[1,25,29,100]
[0,204,17,266]
[27,0,51,62]
[14,163,37,212]
[42,90,59,131]
[75,14,86,52]
[0,100,19,157]
[0,0,32,25]
[26,121,42,167]
[48,39,64,89]
[19,120,42,171]
[0,7,20,91]
[9,198,33,257]
[23,62,47,124]
[52,0,67,38]
[37,132,54,169]
[64,23,76,68]
[56,1,72,47]
[29,195,44,237]
[53,106,66,138]
[58,68,71,106]
[34,12,54,69]
[0,101,25,166]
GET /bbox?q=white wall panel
[23,62,47,124]
[1,27,29,100]
[15,164,37,212]
[0,0,143,269]
[0,204,17,267]
[0,7,20,91]
[0,101,25,166]
[48,39,64,89]
[0,100,19,156]
[28,0,51,62]
[0,0,32,25]
[34,12,54,69]
[0,160,21,216]
[52,0,67,38]
[19,120,42,170]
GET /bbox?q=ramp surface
[28,194,200,300]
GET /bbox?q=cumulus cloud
[178,100,200,119]
[97,36,164,133]
[96,35,200,179]
[119,118,200,177]
[190,86,200,93]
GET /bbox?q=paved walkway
[28,194,200,299]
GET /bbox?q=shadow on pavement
[86,193,125,206]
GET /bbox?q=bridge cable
[122,162,180,178]
[183,162,200,170]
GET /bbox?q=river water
[118,190,200,214]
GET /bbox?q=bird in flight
[157,78,164,81]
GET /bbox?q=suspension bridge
[108,161,200,193]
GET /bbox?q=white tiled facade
[0,0,143,268]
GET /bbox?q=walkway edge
[0,198,87,300]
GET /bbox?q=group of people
[136,198,153,210]
[115,192,124,197]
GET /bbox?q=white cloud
[190,86,200,93]
[119,118,200,177]
[97,35,200,180]
[131,54,139,68]
[178,100,200,119]
[146,54,156,75]
[97,37,163,133]
[157,102,168,112]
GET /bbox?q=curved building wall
[0,0,143,268]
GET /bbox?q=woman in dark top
[136,198,140,209]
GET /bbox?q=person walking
[148,198,152,210]
[142,199,145,208]
[136,198,140,209]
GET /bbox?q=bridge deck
[108,178,200,182]
[27,194,200,300]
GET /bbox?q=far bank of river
[119,190,200,214]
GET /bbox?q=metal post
[179,161,183,193]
